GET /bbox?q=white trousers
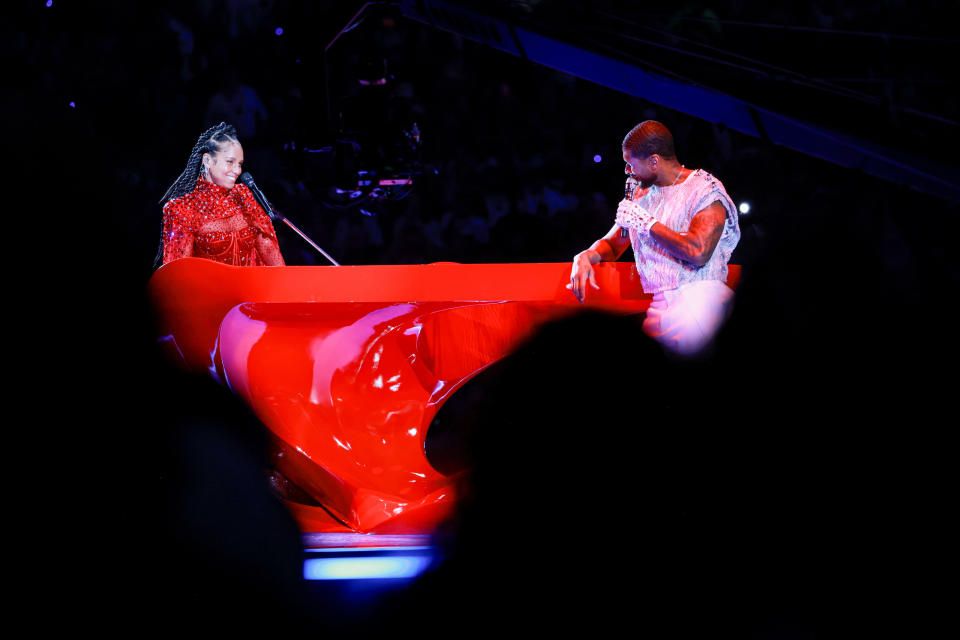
[642,280,735,357]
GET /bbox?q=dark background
[17,0,960,277]
[10,0,957,635]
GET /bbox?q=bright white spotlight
[739,202,751,214]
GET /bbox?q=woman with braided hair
[157,122,285,267]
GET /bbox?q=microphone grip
[256,193,281,222]
[240,173,281,221]
[621,178,637,238]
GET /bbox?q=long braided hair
[154,122,240,267]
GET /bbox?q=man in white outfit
[569,121,740,356]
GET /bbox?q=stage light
[593,154,602,163]
[68,101,75,108]
[46,0,53,7]
[303,555,434,580]
[275,27,284,36]
[739,202,751,214]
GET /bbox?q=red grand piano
[148,259,740,535]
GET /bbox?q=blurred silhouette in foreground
[363,197,954,637]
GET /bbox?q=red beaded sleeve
[161,196,197,265]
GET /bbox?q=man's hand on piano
[567,251,600,304]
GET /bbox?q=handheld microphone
[621,176,638,238]
[239,172,342,266]
[239,172,279,221]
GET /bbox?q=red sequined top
[162,178,285,267]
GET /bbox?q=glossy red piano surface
[148,259,740,534]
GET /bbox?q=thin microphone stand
[271,209,341,267]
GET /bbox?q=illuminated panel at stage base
[303,546,437,581]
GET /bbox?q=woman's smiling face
[203,141,244,189]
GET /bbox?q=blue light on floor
[304,555,434,580]
[307,546,435,554]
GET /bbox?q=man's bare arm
[649,201,727,266]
